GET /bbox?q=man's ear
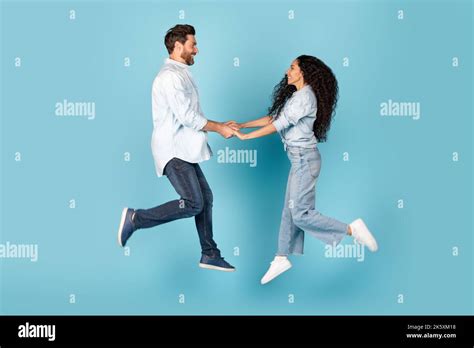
[173,41,183,53]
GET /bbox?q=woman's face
[286,60,304,86]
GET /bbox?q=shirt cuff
[272,115,290,132]
[193,114,208,131]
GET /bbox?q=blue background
[1,0,472,314]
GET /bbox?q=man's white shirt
[151,58,212,177]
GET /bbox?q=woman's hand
[232,123,277,140]
[224,120,242,131]
[232,129,248,140]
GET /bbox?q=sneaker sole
[261,263,292,285]
[117,208,128,247]
[199,263,235,272]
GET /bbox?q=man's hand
[218,123,234,139]
[202,120,234,138]
[224,120,242,131]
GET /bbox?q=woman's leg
[291,148,348,246]
[277,165,305,256]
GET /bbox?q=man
[117,24,235,272]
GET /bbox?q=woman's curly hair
[268,55,339,142]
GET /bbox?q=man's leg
[132,158,204,230]
[193,163,235,271]
[193,163,220,258]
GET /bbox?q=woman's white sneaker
[260,256,292,285]
[349,218,378,252]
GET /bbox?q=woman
[229,55,378,285]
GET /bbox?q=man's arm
[161,72,208,132]
[161,72,234,139]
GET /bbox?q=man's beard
[181,51,195,65]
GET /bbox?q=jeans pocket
[168,157,191,173]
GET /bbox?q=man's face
[179,34,198,65]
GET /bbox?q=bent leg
[133,158,204,229]
[291,150,348,246]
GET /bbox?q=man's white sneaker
[349,218,378,252]
[260,256,292,285]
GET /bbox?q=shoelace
[218,257,229,264]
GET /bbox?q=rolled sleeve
[272,113,290,132]
[162,72,208,131]
[273,95,314,132]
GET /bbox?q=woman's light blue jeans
[277,145,349,256]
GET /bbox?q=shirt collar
[296,84,310,93]
[165,57,189,69]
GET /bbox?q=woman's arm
[226,115,273,129]
[241,115,273,128]
[233,123,277,140]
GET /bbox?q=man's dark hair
[164,24,195,54]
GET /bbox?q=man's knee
[182,196,204,216]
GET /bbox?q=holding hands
[211,120,246,139]
[217,123,235,139]
[224,120,247,140]
[211,115,275,140]
[221,115,277,141]
[224,120,242,131]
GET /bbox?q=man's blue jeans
[133,157,221,258]
[277,146,348,256]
